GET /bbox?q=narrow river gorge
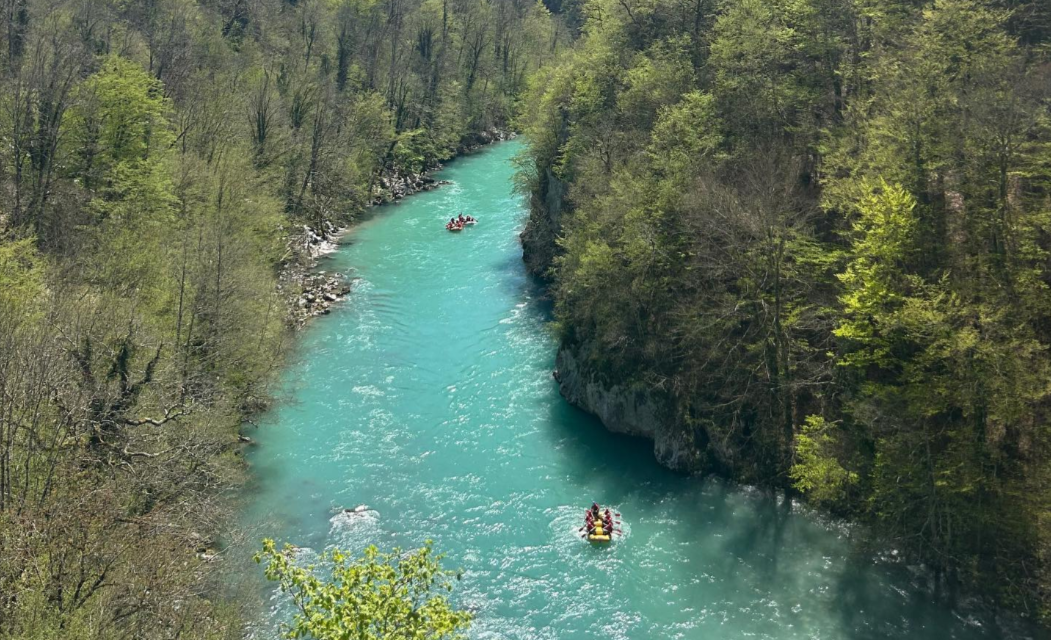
[242,141,1020,639]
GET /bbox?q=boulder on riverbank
[458,128,516,154]
[371,170,451,205]
[285,270,353,327]
[279,221,354,328]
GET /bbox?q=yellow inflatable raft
[587,520,612,544]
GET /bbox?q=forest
[518,0,1051,622]
[0,0,560,636]
[5,0,1051,632]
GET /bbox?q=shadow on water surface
[539,378,1048,639]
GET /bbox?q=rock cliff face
[522,162,707,473]
[554,345,704,473]
[521,153,712,474]
[520,167,567,279]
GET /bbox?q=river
[243,140,1028,639]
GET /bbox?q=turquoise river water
[243,141,1035,639]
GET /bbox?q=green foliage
[790,416,857,506]
[708,0,834,142]
[618,38,695,132]
[834,180,920,369]
[0,239,45,317]
[69,56,173,183]
[647,91,721,180]
[393,129,446,175]
[256,540,472,640]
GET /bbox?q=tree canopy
[256,540,472,640]
[518,0,1051,619]
[0,0,563,636]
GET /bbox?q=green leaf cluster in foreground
[256,541,471,640]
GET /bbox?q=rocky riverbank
[283,129,515,328]
[280,222,353,328]
[370,130,515,205]
[370,171,451,205]
[282,169,448,327]
[458,127,516,153]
